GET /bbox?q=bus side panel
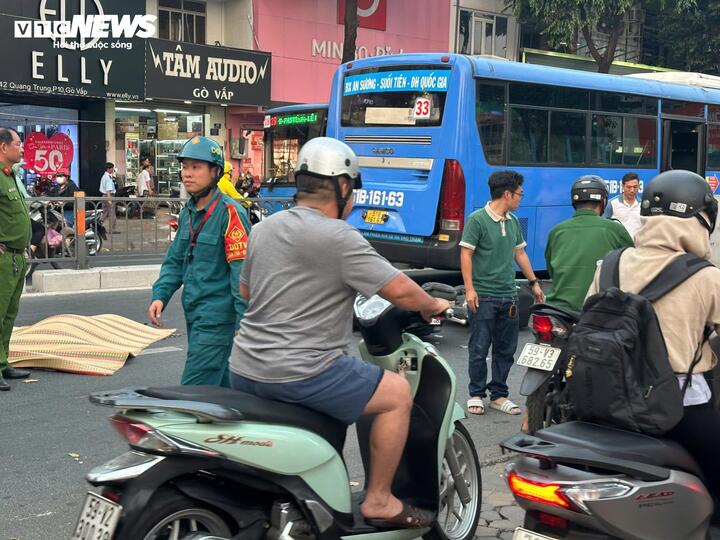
[510,206,538,268]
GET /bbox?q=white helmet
[294,137,362,219]
[295,137,362,187]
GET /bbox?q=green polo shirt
[460,204,525,297]
[0,162,30,250]
[545,209,634,311]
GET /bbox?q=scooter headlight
[563,482,634,514]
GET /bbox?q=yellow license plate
[364,210,388,224]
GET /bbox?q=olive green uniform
[0,163,30,372]
[545,209,633,311]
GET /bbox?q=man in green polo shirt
[545,175,633,312]
[0,128,31,391]
[460,170,544,416]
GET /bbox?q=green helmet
[177,136,224,168]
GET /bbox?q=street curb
[30,265,161,293]
[23,285,153,297]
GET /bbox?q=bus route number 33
[355,189,405,208]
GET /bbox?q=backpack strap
[599,248,628,291]
[639,254,714,303]
[680,325,713,396]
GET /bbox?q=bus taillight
[439,159,466,231]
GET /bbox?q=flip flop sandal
[466,397,485,415]
[489,399,522,415]
[365,502,434,529]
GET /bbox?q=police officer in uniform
[149,136,251,387]
[0,128,31,391]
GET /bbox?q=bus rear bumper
[367,232,461,270]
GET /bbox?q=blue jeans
[468,296,519,400]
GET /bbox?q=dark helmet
[571,175,608,211]
[641,170,717,233]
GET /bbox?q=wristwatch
[528,279,540,288]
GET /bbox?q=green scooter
[72,294,482,540]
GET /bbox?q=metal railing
[26,193,294,275]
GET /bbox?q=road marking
[138,346,183,356]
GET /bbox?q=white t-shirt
[99,172,115,194]
[607,196,642,238]
[137,170,150,196]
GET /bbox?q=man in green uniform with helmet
[545,175,634,311]
[149,136,251,387]
[0,127,31,391]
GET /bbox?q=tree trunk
[581,13,625,73]
[341,0,359,64]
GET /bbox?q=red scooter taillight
[507,471,572,509]
[531,315,554,342]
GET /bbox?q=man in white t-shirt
[136,164,155,196]
[99,162,117,232]
[604,172,642,237]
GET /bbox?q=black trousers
[667,402,720,500]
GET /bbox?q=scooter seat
[535,421,703,479]
[140,386,347,454]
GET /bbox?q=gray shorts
[229,355,384,425]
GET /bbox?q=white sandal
[467,397,485,415]
[488,398,521,415]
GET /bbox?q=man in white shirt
[137,164,155,196]
[99,162,117,233]
[604,172,642,237]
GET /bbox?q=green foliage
[508,0,696,71]
[654,0,720,74]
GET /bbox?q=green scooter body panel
[122,412,352,513]
[358,333,460,485]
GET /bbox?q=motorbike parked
[501,421,719,539]
[73,296,482,540]
[517,304,580,434]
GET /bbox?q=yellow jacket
[217,173,252,208]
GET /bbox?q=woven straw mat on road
[9,314,176,376]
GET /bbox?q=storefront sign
[146,39,271,107]
[24,132,75,175]
[337,0,387,31]
[1,0,145,100]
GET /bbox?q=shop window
[159,0,206,44]
[457,10,509,58]
[115,107,205,193]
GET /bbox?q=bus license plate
[71,492,122,540]
[513,527,558,540]
[516,343,561,371]
[364,210,388,224]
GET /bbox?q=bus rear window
[341,67,449,127]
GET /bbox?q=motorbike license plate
[71,492,122,540]
[513,527,558,540]
[516,343,561,371]
[363,210,388,224]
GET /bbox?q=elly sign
[145,39,272,106]
[1,0,145,100]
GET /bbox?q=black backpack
[565,248,713,435]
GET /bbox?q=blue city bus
[260,103,328,198]
[327,54,720,273]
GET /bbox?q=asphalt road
[2,289,533,540]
